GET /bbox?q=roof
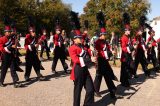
[153,16,160,21]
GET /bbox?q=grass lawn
[19,49,54,58]
[109,59,154,70]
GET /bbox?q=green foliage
[0,0,71,36]
[81,0,151,37]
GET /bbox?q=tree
[0,0,71,36]
[81,0,151,37]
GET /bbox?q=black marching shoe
[134,74,138,78]
[110,93,116,99]
[0,82,5,87]
[155,65,160,73]
[14,82,22,88]
[52,70,58,74]
[121,83,130,87]
[64,69,69,74]
[110,88,117,99]
[38,74,45,81]
[145,71,151,79]
[94,92,102,97]
[25,76,30,82]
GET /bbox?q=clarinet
[132,38,139,61]
[14,34,20,57]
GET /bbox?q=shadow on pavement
[5,70,70,88]
[93,93,120,106]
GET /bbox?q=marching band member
[146,29,160,72]
[120,13,134,87]
[0,17,21,87]
[52,18,68,74]
[94,11,117,98]
[24,17,44,81]
[39,28,50,60]
[69,11,94,106]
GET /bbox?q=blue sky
[62,0,88,14]
[62,0,159,20]
[148,0,160,20]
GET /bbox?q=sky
[62,0,159,20]
[62,0,88,14]
[148,0,160,20]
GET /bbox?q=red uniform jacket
[40,35,47,41]
[24,34,38,52]
[121,34,132,62]
[132,36,146,51]
[39,35,47,46]
[157,38,160,52]
[147,36,157,47]
[53,34,64,47]
[95,39,111,60]
[157,38,160,43]
[0,36,13,54]
[69,44,87,80]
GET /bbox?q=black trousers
[158,51,160,64]
[73,65,94,106]
[0,53,19,84]
[40,45,50,58]
[120,61,130,86]
[147,50,159,69]
[25,52,42,78]
[52,46,68,71]
[133,49,149,75]
[94,57,116,94]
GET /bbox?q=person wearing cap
[93,28,117,98]
[24,27,44,81]
[52,28,69,74]
[0,26,21,88]
[39,29,50,60]
[146,30,160,72]
[120,13,135,87]
[120,26,135,87]
[61,29,70,57]
[69,30,94,106]
[10,26,24,72]
[132,29,150,78]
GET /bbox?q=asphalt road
[0,57,160,106]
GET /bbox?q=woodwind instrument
[132,38,139,61]
[14,33,20,57]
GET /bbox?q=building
[146,16,160,56]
